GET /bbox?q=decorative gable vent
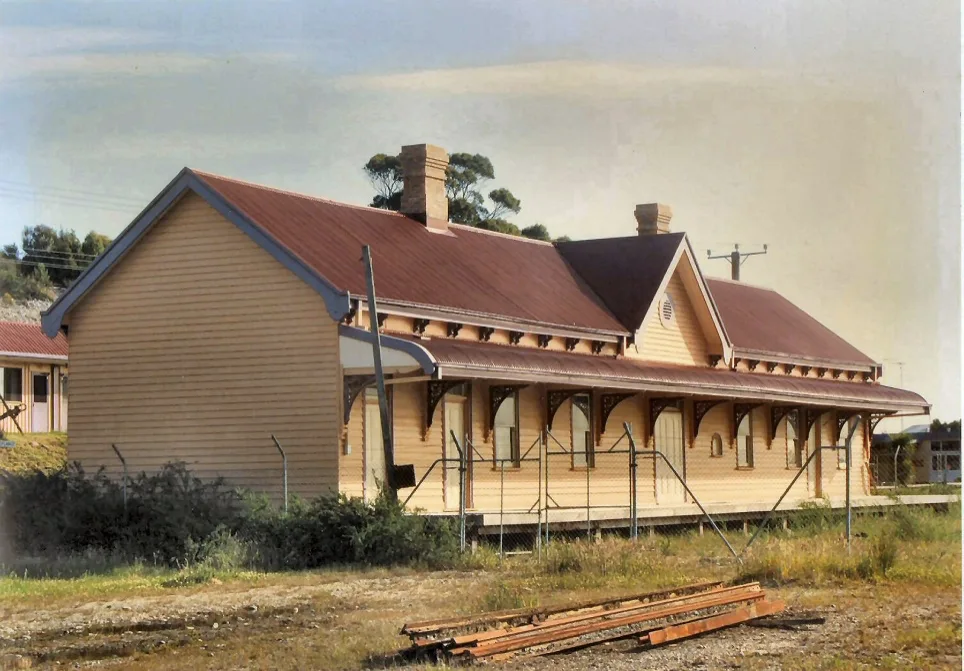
[658,293,675,328]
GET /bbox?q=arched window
[737,412,754,468]
[710,433,724,457]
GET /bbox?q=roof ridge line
[448,222,555,246]
[190,168,408,217]
[705,275,775,292]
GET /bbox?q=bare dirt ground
[0,573,959,670]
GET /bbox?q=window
[948,455,961,471]
[658,293,675,328]
[838,417,858,470]
[786,414,803,468]
[710,433,724,457]
[932,455,942,471]
[493,392,520,467]
[571,394,594,468]
[2,367,22,402]
[736,412,753,468]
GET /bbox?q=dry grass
[0,432,66,475]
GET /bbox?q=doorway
[363,389,387,502]
[31,373,49,433]
[654,407,685,504]
[444,394,467,510]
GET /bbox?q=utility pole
[707,244,768,281]
[362,245,397,500]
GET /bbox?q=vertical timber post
[362,245,396,499]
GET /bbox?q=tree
[16,225,112,287]
[930,419,962,434]
[364,149,539,237]
[521,224,551,242]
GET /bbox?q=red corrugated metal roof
[706,278,876,367]
[193,171,628,335]
[412,336,924,410]
[0,321,68,359]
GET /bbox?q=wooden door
[364,390,386,502]
[654,408,685,504]
[444,400,465,510]
[31,373,49,433]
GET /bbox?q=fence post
[499,459,506,559]
[536,432,543,558]
[111,443,127,514]
[586,453,591,541]
[628,424,638,541]
[271,435,288,514]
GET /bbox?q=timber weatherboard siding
[65,193,341,499]
[633,272,709,366]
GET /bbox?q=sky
[0,0,960,424]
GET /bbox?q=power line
[0,179,146,206]
[706,243,769,281]
[22,247,99,260]
[0,189,137,213]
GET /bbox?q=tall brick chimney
[634,203,672,235]
[400,144,449,232]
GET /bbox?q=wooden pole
[362,245,396,499]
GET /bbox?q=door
[807,423,818,494]
[444,399,465,510]
[654,408,685,504]
[363,390,386,502]
[31,373,49,433]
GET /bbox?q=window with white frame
[493,391,520,467]
[710,433,724,457]
[736,412,753,468]
[2,367,22,402]
[838,416,858,469]
[786,412,803,468]
[571,395,594,468]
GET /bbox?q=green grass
[0,431,67,474]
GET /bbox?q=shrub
[0,463,458,573]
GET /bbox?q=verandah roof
[387,335,927,414]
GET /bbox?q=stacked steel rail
[399,581,784,663]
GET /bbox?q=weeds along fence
[397,420,957,566]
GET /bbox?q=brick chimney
[400,144,449,231]
[634,203,672,235]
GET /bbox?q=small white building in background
[0,321,69,434]
[874,424,962,484]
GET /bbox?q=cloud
[0,26,297,85]
[332,60,787,98]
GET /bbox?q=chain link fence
[397,415,955,567]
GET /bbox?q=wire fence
[391,417,931,567]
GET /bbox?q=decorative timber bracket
[546,389,586,432]
[591,340,605,354]
[425,380,465,430]
[564,337,579,352]
[377,313,388,328]
[768,405,794,444]
[342,304,357,325]
[766,362,779,373]
[413,318,430,335]
[508,330,523,345]
[478,326,494,342]
[869,411,892,435]
[489,385,525,430]
[599,392,635,438]
[693,400,725,439]
[732,402,762,440]
[446,322,463,338]
[800,366,812,376]
[816,368,827,378]
[784,363,795,375]
[833,410,863,444]
[832,370,842,379]
[746,359,759,371]
[846,371,857,381]
[649,397,683,438]
[708,354,723,367]
[803,407,821,439]
[343,374,376,425]
[537,334,552,348]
